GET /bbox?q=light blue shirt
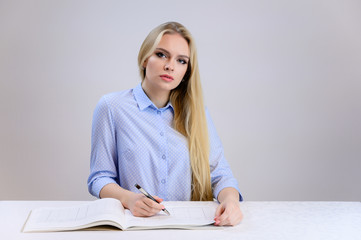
[88,83,242,201]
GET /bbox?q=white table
[1,201,360,240]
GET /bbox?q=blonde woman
[88,22,243,226]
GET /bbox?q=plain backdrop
[1,0,360,201]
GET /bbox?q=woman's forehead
[156,33,190,57]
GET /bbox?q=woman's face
[143,33,190,94]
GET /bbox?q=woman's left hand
[214,188,243,226]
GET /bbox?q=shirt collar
[133,83,174,112]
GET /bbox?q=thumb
[214,204,224,218]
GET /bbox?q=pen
[134,183,170,215]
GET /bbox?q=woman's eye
[156,52,166,58]
[178,59,188,65]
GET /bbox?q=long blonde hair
[138,22,213,201]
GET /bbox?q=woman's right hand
[99,183,164,217]
[125,192,165,217]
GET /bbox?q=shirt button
[160,132,164,136]
[162,155,166,159]
[157,111,161,115]
[161,179,166,184]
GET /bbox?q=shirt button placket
[157,109,168,199]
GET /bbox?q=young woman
[88,22,243,226]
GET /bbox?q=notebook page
[23,198,125,232]
[124,201,218,229]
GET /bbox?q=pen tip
[134,184,141,189]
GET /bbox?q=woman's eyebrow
[156,48,189,59]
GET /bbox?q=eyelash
[156,52,166,58]
[178,59,187,65]
[155,52,188,65]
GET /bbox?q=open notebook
[22,198,220,232]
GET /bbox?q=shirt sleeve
[206,108,243,201]
[87,96,118,198]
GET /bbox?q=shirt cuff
[89,177,117,198]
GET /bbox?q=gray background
[1,0,360,201]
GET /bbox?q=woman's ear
[142,59,148,69]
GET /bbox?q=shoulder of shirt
[99,88,134,108]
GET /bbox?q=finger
[214,204,224,219]
[132,206,152,217]
[232,209,243,225]
[218,208,243,226]
[228,207,243,226]
[134,201,160,216]
[134,198,157,214]
[143,198,164,212]
[217,211,230,226]
[131,201,152,217]
[216,205,236,226]
[225,213,242,226]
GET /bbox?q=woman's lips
[160,74,174,82]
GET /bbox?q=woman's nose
[164,61,174,71]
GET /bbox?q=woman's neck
[141,81,170,109]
